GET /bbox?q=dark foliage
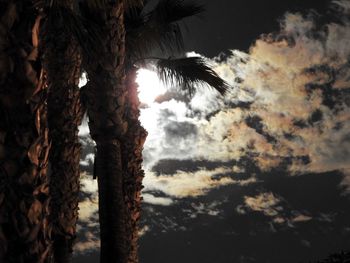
[157,57,230,95]
[125,0,203,59]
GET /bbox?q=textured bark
[82,2,131,262]
[40,2,83,262]
[81,2,147,262]
[0,1,51,262]
[121,67,147,263]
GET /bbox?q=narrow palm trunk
[40,2,83,262]
[83,2,130,262]
[0,1,51,262]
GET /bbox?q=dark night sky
[184,0,330,56]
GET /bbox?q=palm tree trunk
[81,3,148,262]
[121,67,147,263]
[82,2,131,262]
[0,1,51,262]
[40,2,83,262]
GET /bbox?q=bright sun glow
[136,68,167,105]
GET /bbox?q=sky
[184,0,330,56]
[73,1,350,262]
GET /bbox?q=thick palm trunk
[0,1,51,262]
[82,2,131,262]
[40,2,83,262]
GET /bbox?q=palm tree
[79,1,131,261]
[119,67,147,263]
[39,1,85,262]
[79,1,229,262]
[0,1,51,262]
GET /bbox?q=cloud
[78,174,98,221]
[207,2,350,176]
[243,192,282,217]
[74,230,99,255]
[74,173,100,255]
[237,192,313,227]
[291,214,312,223]
[142,167,235,198]
[142,194,174,206]
[140,100,200,169]
[186,201,223,218]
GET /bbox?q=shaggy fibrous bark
[0,1,51,262]
[40,1,84,262]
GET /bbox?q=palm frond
[126,0,204,61]
[156,57,230,96]
[126,21,184,61]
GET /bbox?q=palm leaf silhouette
[156,57,229,95]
